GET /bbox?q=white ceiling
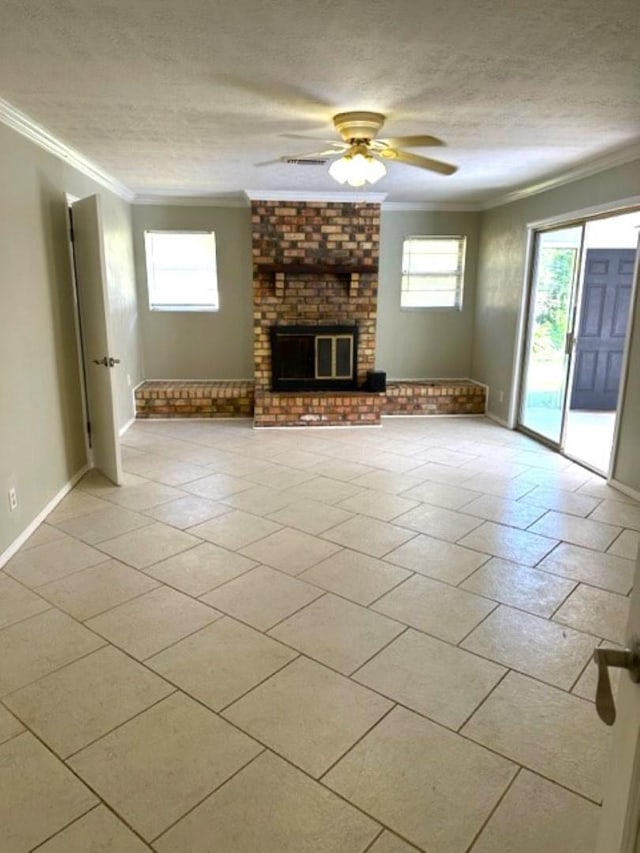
[1,0,639,204]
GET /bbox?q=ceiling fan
[269,111,458,186]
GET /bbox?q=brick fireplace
[251,199,383,427]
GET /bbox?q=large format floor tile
[354,628,505,729]
[553,584,631,644]
[0,703,24,744]
[392,503,482,542]
[336,489,419,522]
[224,656,392,776]
[608,528,640,559]
[85,586,221,659]
[142,541,256,596]
[69,692,261,841]
[372,574,496,643]
[0,609,105,696]
[267,498,355,534]
[383,533,489,584]
[200,565,323,630]
[470,769,599,853]
[52,505,153,544]
[143,494,229,528]
[37,558,159,620]
[240,526,342,574]
[5,645,174,757]
[460,557,576,616]
[4,417,637,852]
[4,537,107,587]
[154,751,379,853]
[270,593,405,674]
[457,520,558,565]
[367,831,421,853]
[321,514,417,558]
[35,805,150,853]
[0,574,51,630]
[0,732,97,851]
[536,542,635,594]
[461,605,595,689]
[97,522,200,569]
[325,706,516,853]
[189,509,282,550]
[519,485,601,517]
[147,617,297,710]
[462,671,610,801]
[300,548,410,605]
[460,493,546,529]
[528,510,621,551]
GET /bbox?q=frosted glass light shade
[329,153,386,187]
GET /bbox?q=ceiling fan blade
[377,135,444,148]
[384,148,458,176]
[255,149,339,167]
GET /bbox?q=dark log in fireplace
[270,325,359,392]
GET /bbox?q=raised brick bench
[135,379,485,421]
[383,380,486,415]
[135,381,254,419]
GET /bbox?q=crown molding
[0,97,135,202]
[382,201,482,212]
[134,194,249,207]
[243,190,387,203]
[482,142,640,210]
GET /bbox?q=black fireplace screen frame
[270,324,359,392]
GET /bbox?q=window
[144,231,219,311]
[401,236,466,309]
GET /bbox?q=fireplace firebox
[270,325,359,392]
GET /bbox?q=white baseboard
[119,416,136,437]
[608,478,640,503]
[0,464,89,569]
[485,411,512,429]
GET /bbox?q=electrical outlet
[8,488,17,512]
[127,373,131,388]
[498,390,504,403]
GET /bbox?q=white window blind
[144,231,219,311]
[401,236,466,309]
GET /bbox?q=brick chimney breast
[252,200,381,428]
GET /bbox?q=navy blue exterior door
[570,249,635,411]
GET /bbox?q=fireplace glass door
[271,325,358,391]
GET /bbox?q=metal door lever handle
[92,356,120,368]
[593,639,640,726]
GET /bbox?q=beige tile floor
[1,415,638,852]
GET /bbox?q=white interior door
[70,195,123,485]
[597,543,640,852]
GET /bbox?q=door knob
[593,639,640,726]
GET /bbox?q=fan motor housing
[333,111,386,142]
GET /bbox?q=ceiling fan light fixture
[328,151,386,187]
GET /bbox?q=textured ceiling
[1,0,639,202]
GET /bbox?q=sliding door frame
[514,196,640,476]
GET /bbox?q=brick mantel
[251,199,381,427]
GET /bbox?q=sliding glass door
[519,226,583,445]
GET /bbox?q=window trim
[144,230,220,313]
[400,235,466,311]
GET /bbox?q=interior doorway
[519,209,640,475]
